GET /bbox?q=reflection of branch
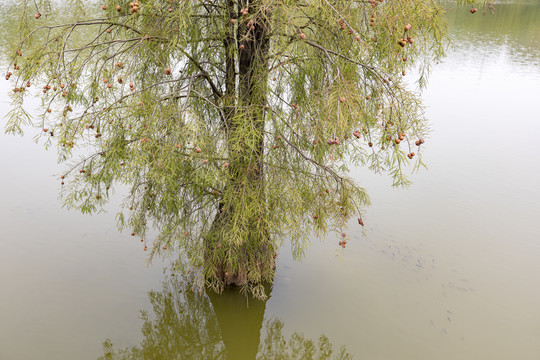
[257,319,352,360]
[98,275,351,360]
[99,275,224,360]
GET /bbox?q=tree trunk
[205,1,274,293]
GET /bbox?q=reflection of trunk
[209,286,271,360]
[205,1,274,288]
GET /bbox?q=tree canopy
[4,0,494,298]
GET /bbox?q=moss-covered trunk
[205,1,275,294]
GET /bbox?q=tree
[4,0,493,298]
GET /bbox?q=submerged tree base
[217,256,276,288]
[204,235,277,298]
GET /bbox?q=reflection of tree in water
[98,275,351,360]
[100,275,224,359]
[257,320,351,360]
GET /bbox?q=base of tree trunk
[204,237,277,297]
[204,201,276,297]
[217,255,276,287]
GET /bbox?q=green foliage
[3,0,493,298]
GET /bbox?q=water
[1,2,539,359]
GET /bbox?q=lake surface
[1,2,540,359]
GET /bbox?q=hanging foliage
[4,0,494,298]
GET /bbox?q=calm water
[1,2,540,359]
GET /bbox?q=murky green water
[1,2,539,359]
